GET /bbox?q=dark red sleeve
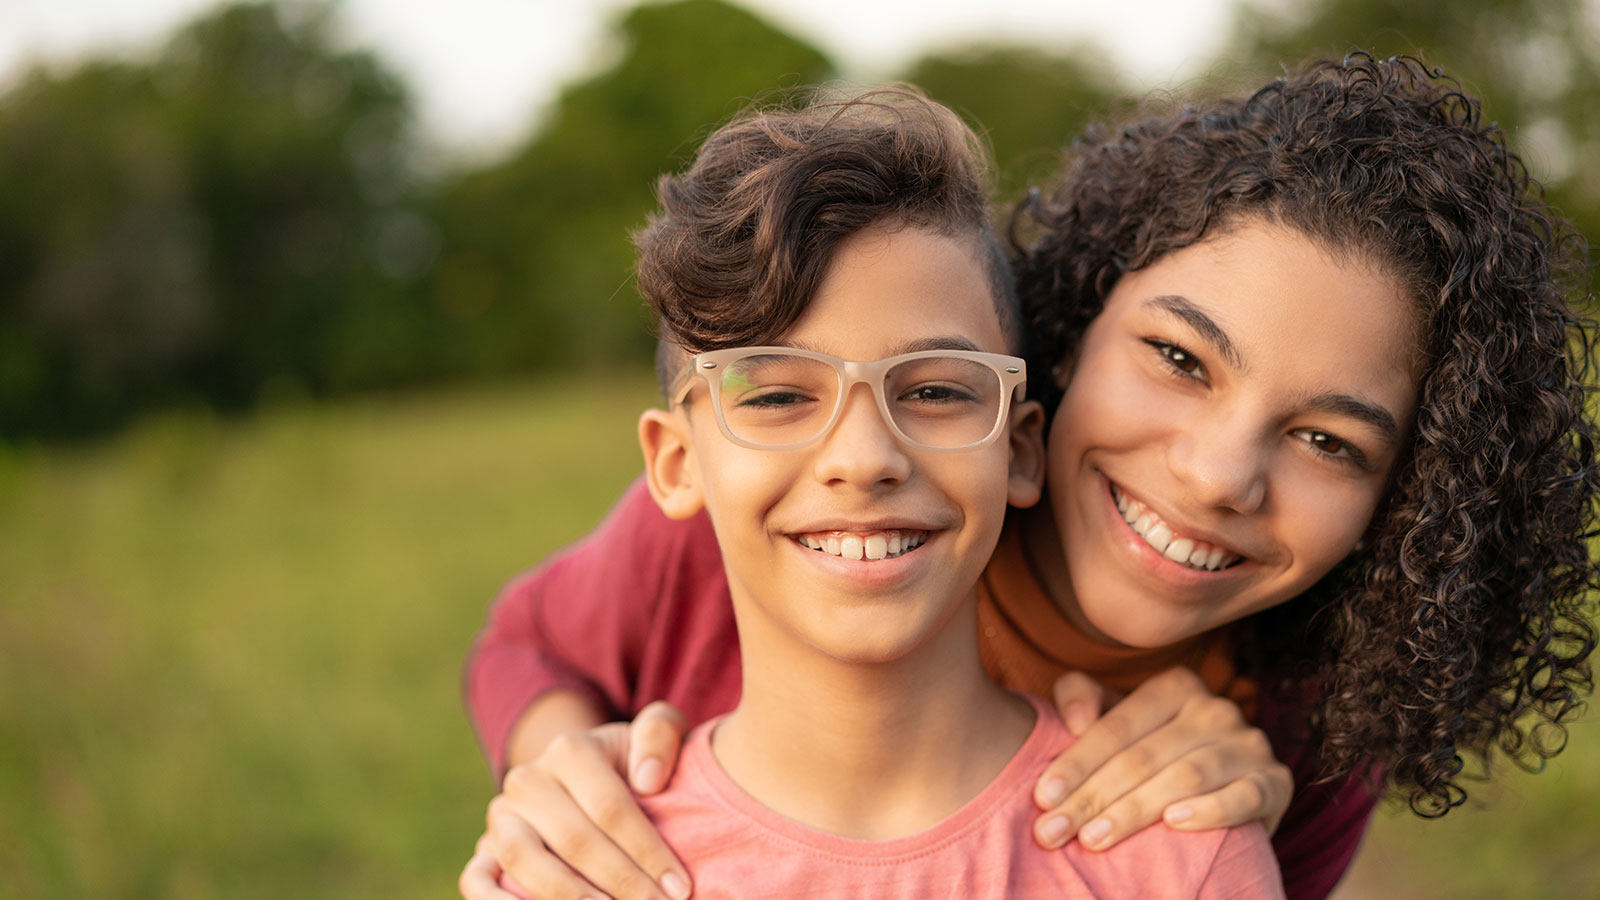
[1259,695,1380,900]
[463,476,741,779]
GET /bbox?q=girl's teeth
[1164,538,1195,564]
[1145,523,1174,555]
[1112,484,1240,572]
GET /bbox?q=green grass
[0,374,660,900]
[2,373,1595,899]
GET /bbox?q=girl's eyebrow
[1300,392,1400,441]
[1149,295,1244,370]
[1145,295,1401,441]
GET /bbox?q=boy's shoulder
[637,695,1281,899]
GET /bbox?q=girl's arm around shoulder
[464,474,727,776]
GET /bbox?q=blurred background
[0,0,1595,897]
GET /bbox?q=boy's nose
[811,384,912,487]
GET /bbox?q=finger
[1067,744,1237,851]
[1163,763,1294,835]
[460,836,522,900]
[1031,677,1196,816]
[541,730,692,899]
[1049,671,1108,737]
[507,737,687,900]
[627,702,690,794]
[488,801,614,900]
[1054,692,1253,834]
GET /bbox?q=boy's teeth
[799,530,925,561]
[1111,484,1240,572]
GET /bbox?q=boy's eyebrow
[889,336,984,355]
[1149,295,1244,371]
[782,336,985,356]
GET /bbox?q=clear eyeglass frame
[670,346,1028,452]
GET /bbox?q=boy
[503,87,1283,898]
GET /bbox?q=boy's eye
[736,389,815,409]
[901,384,979,404]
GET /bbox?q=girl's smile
[1040,218,1421,649]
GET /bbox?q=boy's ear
[638,407,705,520]
[1005,400,1047,509]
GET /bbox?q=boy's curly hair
[1012,53,1599,815]
[635,85,1020,394]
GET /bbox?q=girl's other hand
[1030,668,1292,852]
[459,701,694,900]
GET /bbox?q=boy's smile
[646,223,1043,666]
[1036,219,1420,649]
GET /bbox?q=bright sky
[0,0,1241,160]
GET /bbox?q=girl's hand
[1031,667,1292,852]
[459,701,694,900]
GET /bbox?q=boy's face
[643,224,1043,666]
[1039,219,1420,648]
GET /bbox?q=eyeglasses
[671,347,1027,451]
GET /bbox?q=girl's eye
[1291,428,1370,469]
[1145,339,1205,380]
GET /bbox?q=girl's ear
[639,407,705,520]
[1005,400,1047,509]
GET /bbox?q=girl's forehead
[1104,221,1421,407]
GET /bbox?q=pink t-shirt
[467,477,1374,898]
[635,694,1284,900]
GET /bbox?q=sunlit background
[1,1,1596,898]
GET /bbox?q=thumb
[627,700,690,794]
[1051,670,1108,737]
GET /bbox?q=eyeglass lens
[714,353,1004,448]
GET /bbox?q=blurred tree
[904,45,1126,202]
[429,0,835,377]
[0,1,433,438]
[1222,0,1599,292]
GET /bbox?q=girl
[462,55,1596,900]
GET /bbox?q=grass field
[2,373,1596,899]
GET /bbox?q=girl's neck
[711,605,1035,840]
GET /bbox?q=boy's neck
[710,598,1036,840]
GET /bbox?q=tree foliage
[2,0,1592,439]
[0,2,430,437]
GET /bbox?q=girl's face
[1034,219,1421,648]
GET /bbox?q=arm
[464,475,736,777]
[462,476,739,900]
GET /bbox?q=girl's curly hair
[1011,53,1599,815]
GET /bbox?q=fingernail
[1036,777,1067,808]
[661,871,691,900]
[1165,804,1193,825]
[1080,818,1111,847]
[634,757,665,792]
[1037,814,1072,847]
[1064,702,1093,735]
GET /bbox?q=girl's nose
[1166,416,1269,515]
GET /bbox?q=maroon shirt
[465,477,1375,900]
